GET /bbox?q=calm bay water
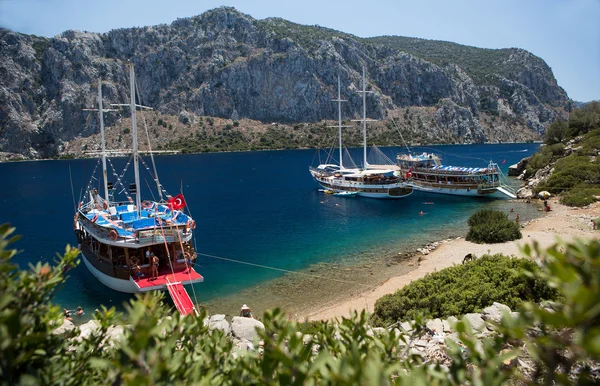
[0,143,540,314]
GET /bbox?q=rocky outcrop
[231,316,265,341]
[0,7,571,159]
[508,155,532,176]
[207,314,231,335]
[434,99,485,143]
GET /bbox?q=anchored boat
[396,152,516,198]
[73,65,202,312]
[309,69,412,199]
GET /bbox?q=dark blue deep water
[0,143,539,313]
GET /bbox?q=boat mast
[331,75,350,170]
[130,64,142,217]
[338,76,343,169]
[362,67,368,168]
[352,66,375,169]
[98,80,109,206]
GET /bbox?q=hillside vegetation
[367,37,519,86]
[371,254,554,327]
[526,102,600,206]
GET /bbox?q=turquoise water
[0,143,539,313]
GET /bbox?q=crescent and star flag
[168,194,186,210]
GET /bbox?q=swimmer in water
[419,211,424,216]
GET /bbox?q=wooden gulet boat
[73,65,202,314]
[309,69,413,199]
[396,152,516,198]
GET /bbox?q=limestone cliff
[0,7,571,159]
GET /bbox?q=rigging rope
[368,145,395,165]
[174,184,200,307]
[107,157,134,203]
[389,117,412,156]
[153,202,200,309]
[143,178,157,202]
[82,159,101,205]
[139,156,170,198]
[135,77,163,202]
[417,146,490,164]
[69,164,76,211]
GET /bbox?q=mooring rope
[196,252,377,289]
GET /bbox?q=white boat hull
[80,250,140,293]
[315,180,412,199]
[413,185,508,198]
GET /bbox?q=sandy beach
[304,199,600,321]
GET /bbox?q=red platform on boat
[132,268,203,291]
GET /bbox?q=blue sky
[1,0,598,102]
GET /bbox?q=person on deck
[145,247,153,262]
[133,264,142,281]
[184,253,193,274]
[240,304,253,318]
[151,254,159,280]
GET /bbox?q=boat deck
[83,203,192,232]
[132,267,204,291]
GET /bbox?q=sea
[0,143,542,318]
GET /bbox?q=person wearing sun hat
[240,304,252,318]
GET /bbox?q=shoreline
[195,199,539,319]
[302,198,600,321]
[0,141,539,163]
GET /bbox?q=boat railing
[78,214,192,247]
[399,166,499,176]
[318,174,403,185]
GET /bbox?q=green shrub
[524,143,565,178]
[560,188,600,207]
[545,142,566,156]
[371,254,556,326]
[524,152,552,178]
[566,101,600,138]
[535,155,600,201]
[544,119,568,145]
[465,209,521,243]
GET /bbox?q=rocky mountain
[0,6,571,159]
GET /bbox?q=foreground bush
[2,223,599,384]
[465,209,521,243]
[371,254,556,326]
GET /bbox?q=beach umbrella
[538,191,551,199]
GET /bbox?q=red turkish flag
[168,194,186,210]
